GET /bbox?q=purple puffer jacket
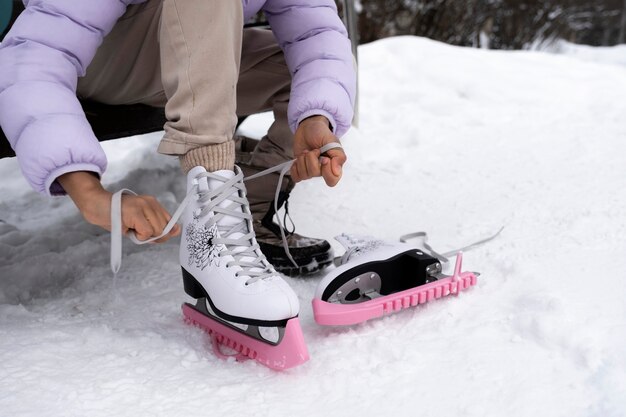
[0,0,356,196]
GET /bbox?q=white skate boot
[109,143,342,369]
[179,166,309,370]
[312,234,480,326]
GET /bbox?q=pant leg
[80,0,242,173]
[237,28,294,169]
[157,0,243,172]
[77,1,166,107]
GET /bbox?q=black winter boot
[236,136,334,276]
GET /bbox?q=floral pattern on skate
[186,221,221,270]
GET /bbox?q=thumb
[326,148,347,177]
[320,148,347,187]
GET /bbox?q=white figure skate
[179,167,309,370]
[312,234,480,326]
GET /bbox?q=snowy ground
[1,36,625,417]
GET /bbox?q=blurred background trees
[341,0,626,49]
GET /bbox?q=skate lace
[110,143,343,280]
[282,200,296,236]
[192,168,273,283]
[399,227,505,264]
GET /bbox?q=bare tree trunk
[619,0,626,44]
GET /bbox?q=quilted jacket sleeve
[0,0,134,196]
[263,0,356,138]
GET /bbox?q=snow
[546,40,626,69]
[2,36,626,416]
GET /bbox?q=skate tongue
[187,166,210,192]
[206,168,236,188]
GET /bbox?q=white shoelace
[110,142,343,278]
[399,227,505,264]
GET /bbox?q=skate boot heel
[181,267,206,299]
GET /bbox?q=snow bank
[1,36,625,417]
[546,39,626,68]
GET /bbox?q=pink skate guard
[182,303,309,370]
[313,253,478,326]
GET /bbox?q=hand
[57,171,181,243]
[291,115,347,187]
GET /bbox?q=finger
[290,161,302,183]
[321,162,341,187]
[162,216,181,238]
[296,151,310,181]
[126,198,155,240]
[304,149,322,178]
[130,211,155,241]
[152,213,176,243]
[144,203,169,243]
[145,204,165,230]
[326,148,347,178]
[321,148,346,187]
[152,203,180,239]
[142,196,180,243]
[157,207,172,236]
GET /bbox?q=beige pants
[77,0,294,172]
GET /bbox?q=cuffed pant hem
[177,141,236,173]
